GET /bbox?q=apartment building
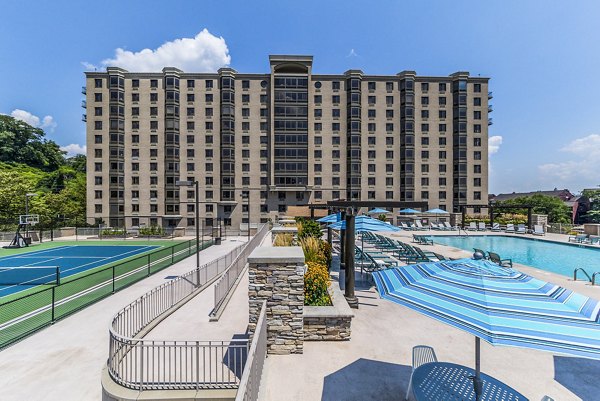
[84,55,491,230]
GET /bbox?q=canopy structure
[367,208,391,215]
[317,213,341,223]
[373,259,600,400]
[328,216,400,232]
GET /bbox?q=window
[439,83,447,92]
[332,81,340,90]
[474,151,482,160]
[386,150,394,159]
[314,95,322,104]
[332,150,340,158]
[386,123,394,132]
[386,82,394,91]
[150,107,158,116]
[421,110,429,119]
[474,83,481,92]
[314,109,322,118]
[421,137,429,145]
[421,191,429,200]
[439,123,447,132]
[386,109,394,118]
[150,121,158,130]
[386,96,394,106]
[474,138,482,147]
[205,108,213,117]
[205,80,214,89]
[368,109,376,118]
[439,97,446,106]
[386,164,394,172]
[332,95,340,104]
[368,96,376,105]
[474,191,482,200]
[474,111,482,120]
[439,177,446,186]
[332,164,340,172]
[474,177,482,187]
[421,123,429,132]
[421,96,429,106]
[241,80,250,89]
[94,162,102,172]
[150,79,158,88]
[94,78,102,88]
[332,122,340,131]
[421,151,429,159]
[150,135,158,143]
[94,121,102,130]
[421,164,429,173]
[332,136,341,145]
[439,151,447,159]
[386,137,394,145]
[94,93,102,102]
[386,191,394,200]
[421,177,429,186]
[368,164,376,173]
[95,205,102,213]
[421,82,429,92]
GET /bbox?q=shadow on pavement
[553,355,600,401]
[321,358,411,401]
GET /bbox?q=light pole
[241,192,250,241]
[176,180,200,269]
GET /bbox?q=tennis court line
[1,246,77,262]
[59,245,159,275]
[13,256,106,259]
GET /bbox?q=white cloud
[81,61,98,71]
[488,135,503,155]
[538,134,600,190]
[96,29,230,72]
[10,109,57,132]
[60,144,87,157]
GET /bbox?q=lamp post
[176,180,200,269]
[241,192,250,241]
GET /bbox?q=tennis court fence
[0,238,213,349]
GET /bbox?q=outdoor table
[412,362,528,401]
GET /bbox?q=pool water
[431,235,600,277]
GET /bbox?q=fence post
[51,286,56,323]
[148,254,151,275]
[171,246,174,264]
[112,265,115,293]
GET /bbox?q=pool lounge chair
[413,235,433,245]
[516,224,527,234]
[505,223,515,233]
[477,222,486,231]
[443,222,457,231]
[532,225,545,236]
[488,251,513,268]
[414,221,427,230]
[568,234,588,243]
[467,222,477,231]
[400,222,411,230]
[588,235,600,245]
[491,223,501,232]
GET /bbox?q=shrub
[304,261,331,306]
[138,225,166,236]
[101,228,126,236]
[378,214,388,222]
[296,218,323,239]
[319,240,333,267]
[273,233,294,246]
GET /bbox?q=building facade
[84,55,491,230]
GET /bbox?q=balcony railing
[81,86,87,95]
[81,100,87,108]
[488,105,493,113]
[488,91,493,99]
[81,114,87,122]
[488,118,493,126]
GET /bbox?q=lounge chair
[413,235,433,246]
[588,235,600,245]
[568,234,588,243]
[505,223,515,233]
[406,345,438,400]
[467,222,477,231]
[414,221,427,230]
[477,222,486,231]
[400,222,410,230]
[488,251,513,268]
[443,222,457,231]
[429,222,441,230]
[516,224,526,234]
[532,225,545,236]
[491,223,501,232]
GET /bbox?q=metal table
[412,362,528,401]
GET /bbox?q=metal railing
[235,301,267,401]
[213,224,269,314]
[0,239,211,349]
[108,241,250,390]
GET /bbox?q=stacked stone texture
[248,258,305,355]
[303,315,352,341]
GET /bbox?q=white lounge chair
[400,222,410,230]
[505,223,515,233]
[414,221,427,230]
[477,222,486,231]
[443,222,456,231]
[406,345,438,400]
[516,224,526,234]
[533,225,545,236]
[491,222,501,232]
[467,222,477,231]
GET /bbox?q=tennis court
[0,245,159,297]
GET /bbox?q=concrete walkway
[0,238,244,401]
[258,232,600,401]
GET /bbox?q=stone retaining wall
[303,281,353,341]
[248,246,305,355]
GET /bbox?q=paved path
[0,238,244,401]
[259,231,600,401]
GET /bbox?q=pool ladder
[573,268,600,286]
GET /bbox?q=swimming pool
[431,235,600,277]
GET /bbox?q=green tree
[497,194,571,223]
[582,188,600,222]
[0,115,65,171]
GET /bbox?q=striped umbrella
[317,213,341,223]
[373,258,600,400]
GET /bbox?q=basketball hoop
[19,214,40,226]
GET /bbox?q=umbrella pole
[474,337,483,401]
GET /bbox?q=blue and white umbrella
[367,208,391,215]
[399,208,421,214]
[328,215,400,232]
[373,259,600,400]
[317,213,341,223]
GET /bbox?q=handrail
[573,268,592,283]
[592,272,600,286]
[235,301,267,401]
[212,224,269,314]
[108,242,248,390]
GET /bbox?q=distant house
[489,188,589,224]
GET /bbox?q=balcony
[81,114,87,122]
[488,105,493,113]
[488,118,493,126]
[81,86,87,95]
[81,100,87,109]
[488,91,493,99]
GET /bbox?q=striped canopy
[329,216,401,232]
[317,213,340,223]
[367,208,391,215]
[373,258,600,359]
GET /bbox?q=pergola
[459,204,535,229]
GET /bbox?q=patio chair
[443,222,457,231]
[533,225,545,236]
[477,222,486,231]
[516,224,527,234]
[488,251,513,268]
[491,223,501,232]
[467,222,477,231]
[505,223,515,233]
[429,222,440,230]
[414,221,427,231]
[400,222,410,230]
[405,345,438,400]
[568,234,588,243]
[588,235,600,245]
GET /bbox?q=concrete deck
[259,230,600,401]
[0,237,246,401]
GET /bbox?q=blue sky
[1,0,599,194]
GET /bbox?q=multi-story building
[84,55,491,230]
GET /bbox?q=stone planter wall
[303,281,353,341]
[248,246,305,355]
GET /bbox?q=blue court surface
[0,245,159,297]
